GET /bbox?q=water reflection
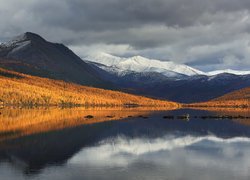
[1,135,250,180]
[67,135,250,180]
[0,108,249,179]
[198,108,250,126]
[0,107,157,141]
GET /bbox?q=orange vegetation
[0,107,169,142]
[0,68,179,108]
[189,87,250,108]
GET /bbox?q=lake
[0,107,249,180]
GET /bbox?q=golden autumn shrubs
[191,87,250,108]
[0,68,178,107]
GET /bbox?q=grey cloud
[1,0,250,70]
[35,0,250,29]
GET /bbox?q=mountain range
[85,52,250,77]
[85,52,205,78]
[1,32,250,104]
[85,52,250,103]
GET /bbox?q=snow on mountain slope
[85,52,205,77]
[207,69,250,76]
[85,52,124,66]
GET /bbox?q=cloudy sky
[1,0,250,71]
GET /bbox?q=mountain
[0,32,109,88]
[192,87,250,107]
[117,73,250,103]
[207,69,250,76]
[2,32,249,104]
[85,52,250,78]
[86,53,250,103]
[0,67,179,107]
[85,52,205,78]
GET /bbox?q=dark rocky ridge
[0,32,111,88]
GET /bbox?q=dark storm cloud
[30,0,250,30]
[1,0,250,70]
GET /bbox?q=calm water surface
[0,108,249,180]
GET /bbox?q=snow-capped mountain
[84,52,250,103]
[85,52,250,78]
[207,69,250,76]
[0,33,32,48]
[84,52,205,78]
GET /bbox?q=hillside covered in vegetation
[0,68,179,107]
[190,87,250,108]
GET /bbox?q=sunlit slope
[191,87,250,108]
[0,68,179,107]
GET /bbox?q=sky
[0,0,250,71]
